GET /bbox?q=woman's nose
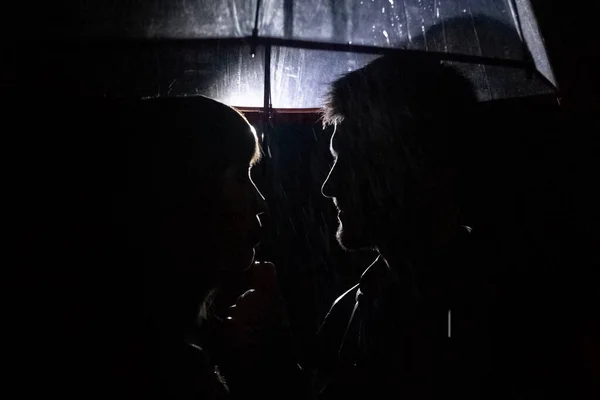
[249,171,267,212]
[256,211,266,228]
[253,184,266,210]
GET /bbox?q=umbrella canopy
[21,0,555,107]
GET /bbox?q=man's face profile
[321,120,403,251]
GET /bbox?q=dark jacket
[310,228,505,400]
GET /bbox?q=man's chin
[335,223,373,251]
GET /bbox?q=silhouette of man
[311,13,573,399]
[315,55,484,400]
[221,15,578,400]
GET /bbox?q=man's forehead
[329,125,342,156]
[330,119,395,162]
[330,120,364,153]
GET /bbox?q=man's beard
[335,213,377,251]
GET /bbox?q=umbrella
[19,0,556,108]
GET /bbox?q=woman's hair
[99,96,262,324]
[122,96,261,209]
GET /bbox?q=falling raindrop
[383,29,390,46]
[382,7,385,14]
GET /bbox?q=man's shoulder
[317,255,389,338]
[318,283,360,335]
[304,282,359,373]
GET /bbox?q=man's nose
[321,167,336,199]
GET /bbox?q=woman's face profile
[214,161,265,272]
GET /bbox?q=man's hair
[322,56,476,175]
